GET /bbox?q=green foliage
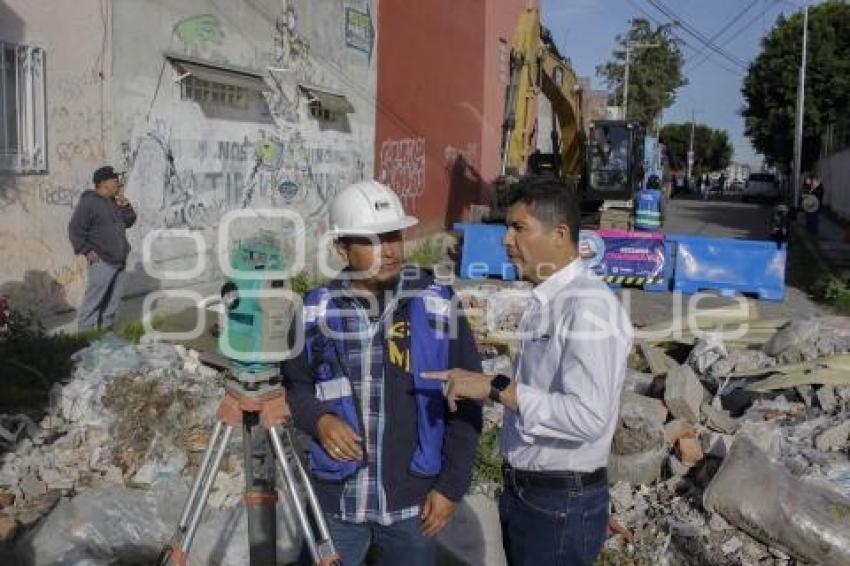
[660,123,734,173]
[742,1,850,169]
[0,307,91,417]
[472,426,503,488]
[596,18,688,128]
[406,238,444,268]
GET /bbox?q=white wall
[817,148,850,219]
[0,0,113,318]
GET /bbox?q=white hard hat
[329,181,418,237]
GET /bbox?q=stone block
[664,364,706,423]
[701,404,739,434]
[664,419,696,445]
[676,436,704,466]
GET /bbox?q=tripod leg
[179,424,234,558]
[178,420,225,531]
[283,427,336,549]
[243,415,277,565]
[268,426,322,563]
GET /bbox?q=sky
[541,0,820,168]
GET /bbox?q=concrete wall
[374,0,532,234]
[817,148,850,218]
[114,0,378,299]
[0,0,113,319]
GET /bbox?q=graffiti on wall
[378,138,426,208]
[174,14,225,57]
[345,5,374,59]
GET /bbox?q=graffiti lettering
[378,138,426,207]
[41,186,82,208]
[56,138,104,164]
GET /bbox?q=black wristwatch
[489,374,511,403]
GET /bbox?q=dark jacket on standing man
[68,191,137,266]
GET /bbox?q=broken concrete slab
[637,341,675,376]
[763,319,821,357]
[621,391,668,424]
[676,436,704,467]
[816,386,838,413]
[701,404,738,434]
[687,334,728,375]
[704,436,850,565]
[664,364,707,424]
[0,516,18,542]
[700,431,734,460]
[815,421,850,453]
[663,419,696,446]
[609,445,667,486]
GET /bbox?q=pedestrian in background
[804,176,825,235]
[68,166,136,331]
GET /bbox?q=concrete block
[0,491,15,508]
[0,516,18,541]
[664,364,706,423]
[815,421,850,452]
[816,386,837,413]
[676,436,704,466]
[621,391,668,424]
[664,419,696,445]
[700,431,735,459]
[701,404,739,434]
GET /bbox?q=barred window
[180,75,248,109]
[1,41,47,173]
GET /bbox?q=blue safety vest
[302,283,451,481]
[635,188,663,230]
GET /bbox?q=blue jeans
[299,513,435,566]
[499,480,610,566]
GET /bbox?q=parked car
[742,173,780,202]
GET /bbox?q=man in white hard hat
[283,181,482,565]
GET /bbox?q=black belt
[503,464,607,490]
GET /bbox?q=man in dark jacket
[283,181,482,565]
[68,166,136,330]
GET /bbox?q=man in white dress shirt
[425,177,633,565]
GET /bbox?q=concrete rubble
[2,284,850,564]
[454,285,850,565]
[0,335,303,564]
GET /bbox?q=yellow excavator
[499,7,585,187]
[497,7,649,226]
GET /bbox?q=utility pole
[622,40,660,121]
[688,109,696,185]
[792,5,809,209]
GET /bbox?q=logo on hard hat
[374,200,391,211]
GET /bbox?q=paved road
[624,196,823,327]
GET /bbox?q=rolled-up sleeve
[515,303,629,443]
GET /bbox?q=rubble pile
[0,336,271,561]
[458,285,850,565]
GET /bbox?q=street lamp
[623,40,659,120]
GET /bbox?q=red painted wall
[375,0,535,235]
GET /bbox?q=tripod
[158,369,340,566]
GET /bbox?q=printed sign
[345,6,374,57]
[580,229,666,285]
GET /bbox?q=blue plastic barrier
[667,234,786,301]
[453,223,517,280]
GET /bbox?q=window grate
[0,41,46,173]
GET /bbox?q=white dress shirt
[501,259,633,472]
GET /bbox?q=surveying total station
[158,231,340,566]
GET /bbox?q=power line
[684,0,760,64]
[687,0,786,73]
[644,0,748,69]
[624,0,744,76]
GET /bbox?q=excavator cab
[584,120,646,208]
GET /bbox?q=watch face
[491,374,511,391]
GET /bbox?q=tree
[742,0,850,171]
[660,123,733,175]
[596,18,688,128]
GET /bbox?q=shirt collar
[531,258,583,303]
